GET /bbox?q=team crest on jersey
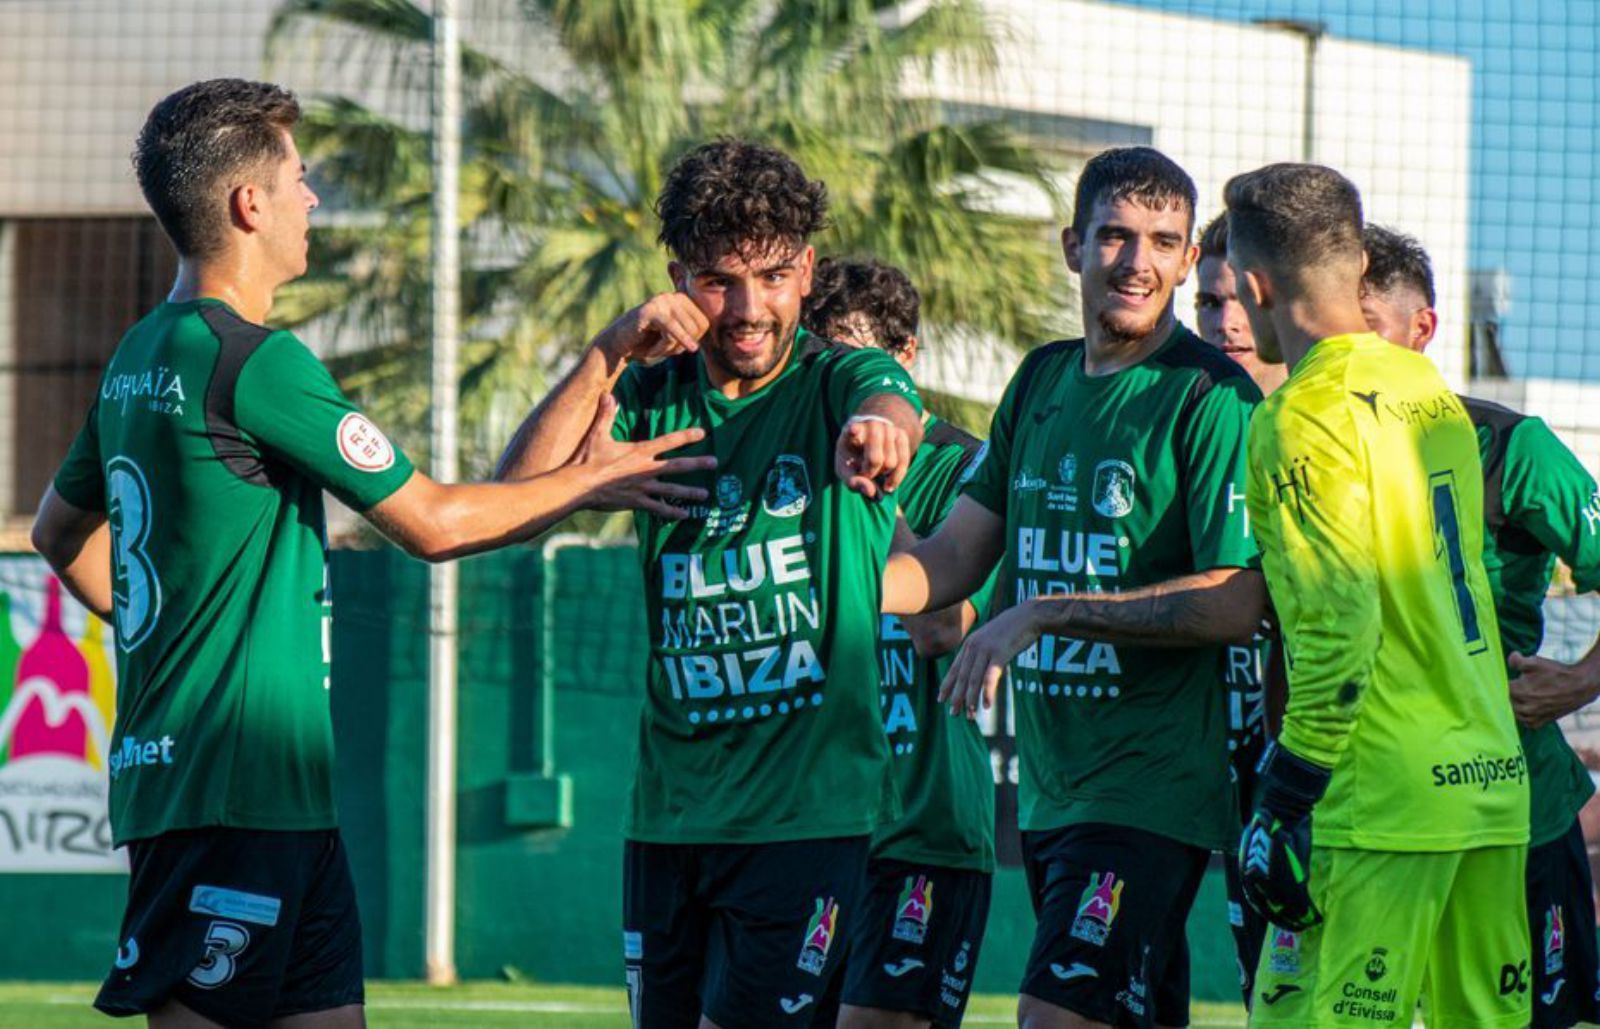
[1070,872,1123,946]
[892,875,935,944]
[1546,905,1566,975]
[1268,928,1301,975]
[1091,459,1136,518]
[763,456,811,517]
[797,897,840,975]
[336,413,396,472]
[716,475,743,509]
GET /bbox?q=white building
[0,0,1478,537]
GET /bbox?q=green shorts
[1250,845,1530,1029]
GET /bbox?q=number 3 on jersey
[1430,470,1487,656]
[107,456,162,651]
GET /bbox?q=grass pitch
[0,981,1252,1027]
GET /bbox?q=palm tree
[268,0,1071,476]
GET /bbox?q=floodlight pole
[1255,18,1327,162]
[425,0,462,988]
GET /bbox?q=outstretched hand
[835,416,913,499]
[570,394,716,518]
[938,601,1040,718]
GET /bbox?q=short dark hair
[1197,212,1229,261]
[1224,163,1363,276]
[656,139,829,269]
[802,258,921,352]
[134,79,302,258]
[1071,146,1197,238]
[1362,224,1436,307]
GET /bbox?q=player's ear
[1241,266,1273,311]
[1061,225,1083,274]
[798,245,815,296]
[1412,307,1439,352]
[896,335,918,370]
[667,261,688,293]
[1176,242,1200,286]
[230,182,264,234]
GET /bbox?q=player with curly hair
[499,139,924,1028]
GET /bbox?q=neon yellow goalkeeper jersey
[1248,333,1528,852]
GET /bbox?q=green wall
[0,544,1241,1002]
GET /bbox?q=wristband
[846,414,895,429]
[1257,741,1333,821]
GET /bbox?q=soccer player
[1225,165,1530,1028]
[1192,211,1275,1008]
[802,257,996,1029]
[881,146,1266,1029]
[27,79,714,1029]
[1195,213,1287,396]
[495,141,924,1028]
[1361,223,1600,1028]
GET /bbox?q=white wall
[910,0,1473,398]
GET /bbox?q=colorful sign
[0,557,123,873]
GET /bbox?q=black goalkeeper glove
[1238,741,1332,932]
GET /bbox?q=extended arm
[370,397,713,562]
[882,496,1005,616]
[937,565,1265,716]
[497,294,709,481]
[891,516,979,658]
[31,486,113,620]
[834,393,924,499]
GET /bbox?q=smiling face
[671,241,815,390]
[1065,197,1197,346]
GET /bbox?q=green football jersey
[1466,397,1600,846]
[872,415,997,873]
[1249,334,1526,851]
[963,324,1260,851]
[52,299,414,845]
[612,331,922,844]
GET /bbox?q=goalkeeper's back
[1248,331,1528,851]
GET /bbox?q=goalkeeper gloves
[1238,741,1332,932]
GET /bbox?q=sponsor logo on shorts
[796,897,839,976]
[1430,752,1528,791]
[1070,871,1123,946]
[1260,984,1301,1006]
[1543,978,1566,1007]
[1268,928,1301,975]
[622,930,643,962]
[336,413,396,472]
[883,958,924,978]
[113,937,139,971]
[1331,979,1401,1021]
[1049,962,1098,981]
[940,963,971,1010]
[189,886,281,927]
[1365,947,1389,983]
[892,875,934,944]
[779,993,814,1014]
[953,941,970,974]
[763,456,810,518]
[1545,905,1566,976]
[1501,959,1531,996]
[1227,900,1244,929]
[1115,945,1150,1018]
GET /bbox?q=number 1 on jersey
[1430,471,1487,655]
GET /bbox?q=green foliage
[269,0,1069,475]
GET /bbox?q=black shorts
[1020,822,1209,1028]
[1222,737,1268,1007]
[836,857,993,1027]
[1527,818,1600,1029]
[94,828,363,1028]
[622,835,870,1029]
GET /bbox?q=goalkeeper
[1224,164,1530,1028]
